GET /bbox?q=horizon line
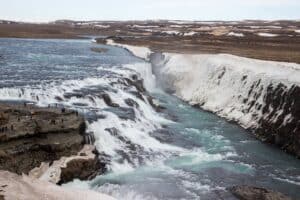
[1,18,300,24]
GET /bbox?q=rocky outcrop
[0,103,100,176]
[29,145,105,185]
[250,83,300,157]
[229,186,293,200]
[59,149,104,184]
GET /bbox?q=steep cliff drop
[151,52,300,157]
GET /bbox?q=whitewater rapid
[109,40,300,157]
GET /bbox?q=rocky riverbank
[0,102,113,199]
[0,103,84,173]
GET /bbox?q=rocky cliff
[0,103,104,180]
[150,52,300,158]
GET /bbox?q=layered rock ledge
[0,102,112,199]
[0,103,88,174]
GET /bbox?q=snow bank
[94,25,110,28]
[106,39,152,61]
[257,33,279,37]
[228,32,244,37]
[161,30,181,35]
[184,31,198,36]
[131,25,159,28]
[0,170,116,200]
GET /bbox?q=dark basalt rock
[241,75,248,82]
[124,78,146,93]
[236,80,300,157]
[102,93,120,107]
[255,83,300,157]
[63,92,84,99]
[124,98,139,108]
[72,102,88,107]
[229,185,292,200]
[147,96,166,112]
[55,96,64,101]
[83,131,95,144]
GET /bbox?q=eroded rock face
[0,103,86,174]
[29,145,105,185]
[59,146,106,184]
[255,84,300,157]
[229,186,292,200]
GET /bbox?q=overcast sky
[1,0,300,22]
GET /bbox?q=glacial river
[0,38,299,200]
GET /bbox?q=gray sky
[1,0,300,22]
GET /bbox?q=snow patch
[106,39,152,61]
[131,25,159,28]
[184,31,198,36]
[94,25,110,28]
[161,30,181,35]
[257,33,279,37]
[228,32,244,37]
